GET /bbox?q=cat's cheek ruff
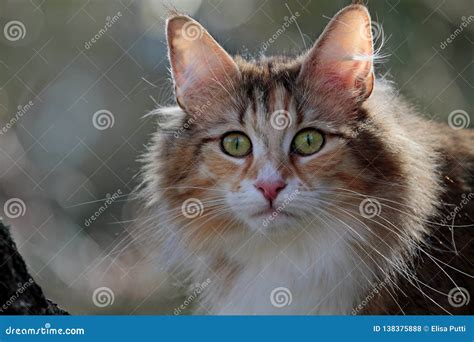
[135,4,453,315]
[140,101,440,314]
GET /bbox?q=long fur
[134,6,474,315]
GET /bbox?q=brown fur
[136,5,473,314]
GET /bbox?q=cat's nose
[254,180,287,203]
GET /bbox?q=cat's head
[150,5,410,239]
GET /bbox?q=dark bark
[0,221,68,315]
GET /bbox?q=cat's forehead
[232,58,305,137]
[236,56,301,90]
[199,57,325,143]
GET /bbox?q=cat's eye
[291,128,325,156]
[221,132,252,158]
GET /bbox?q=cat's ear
[166,15,240,111]
[298,4,374,102]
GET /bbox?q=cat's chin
[240,210,302,235]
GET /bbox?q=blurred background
[0,0,472,314]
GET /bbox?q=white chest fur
[196,224,373,315]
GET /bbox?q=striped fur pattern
[136,5,474,314]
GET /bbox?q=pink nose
[254,180,287,203]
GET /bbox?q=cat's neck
[193,218,382,315]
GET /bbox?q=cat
[136,4,474,314]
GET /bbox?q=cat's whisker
[63,193,130,209]
[315,204,455,314]
[97,205,236,279]
[152,186,229,193]
[98,201,234,272]
[126,4,474,315]
[301,205,407,314]
[302,188,474,228]
[315,199,471,311]
[303,196,472,285]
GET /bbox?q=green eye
[221,132,252,158]
[292,128,324,156]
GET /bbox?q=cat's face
[186,78,362,233]
[159,5,387,236]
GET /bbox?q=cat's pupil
[234,138,240,150]
[305,134,312,146]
